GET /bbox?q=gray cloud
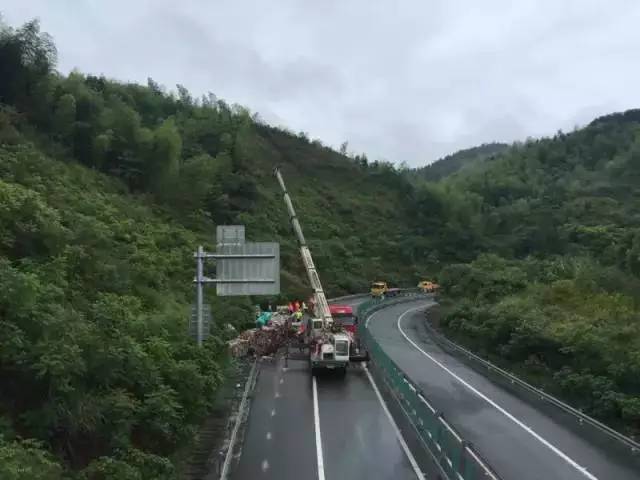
[3,1,640,166]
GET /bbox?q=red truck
[329,304,357,334]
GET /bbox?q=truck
[329,304,357,334]
[370,281,388,297]
[274,167,368,375]
[417,280,439,293]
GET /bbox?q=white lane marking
[261,459,269,472]
[312,376,326,480]
[274,391,281,399]
[394,306,598,480]
[271,408,276,417]
[362,362,426,480]
[279,378,284,384]
[266,432,272,440]
[365,309,377,328]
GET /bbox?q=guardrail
[330,289,420,303]
[328,292,369,302]
[422,316,640,456]
[357,294,501,480]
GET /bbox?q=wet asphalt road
[231,296,421,480]
[367,299,640,480]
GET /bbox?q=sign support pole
[196,245,204,347]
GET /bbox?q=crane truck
[274,167,368,376]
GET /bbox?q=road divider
[357,294,501,480]
[362,362,426,480]
[398,307,598,480]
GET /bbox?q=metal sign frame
[192,226,280,345]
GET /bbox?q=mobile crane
[274,167,368,376]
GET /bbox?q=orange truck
[417,280,440,293]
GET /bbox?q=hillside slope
[0,19,423,478]
[434,110,640,436]
[0,19,418,297]
[0,140,236,479]
[412,142,509,182]
[3,16,640,476]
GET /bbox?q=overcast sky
[4,1,640,166]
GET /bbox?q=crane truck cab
[308,326,350,375]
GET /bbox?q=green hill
[433,110,640,436]
[3,16,640,477]
[412,142,509,182]
[0,19,421,478]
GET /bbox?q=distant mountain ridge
[413,142,509,182]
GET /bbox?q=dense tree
[0,18,423,477]
[0,19,56,119]
[411,142,509,182]
[3,14,640,475]
[430,113,640,437]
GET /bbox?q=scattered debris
[228,313,292,358]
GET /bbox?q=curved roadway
[367,298,640,480]
[232,297,423,480]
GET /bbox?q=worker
[288,302,294,314]
[294,300,301,312]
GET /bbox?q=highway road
[231,297,423,480]
[367,299,640,480]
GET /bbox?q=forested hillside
[433,112,640,436]
[412,142,508,182]
[0,19,434,478]
[3,15,640,478]
[0,20,422,297]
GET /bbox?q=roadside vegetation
[434,113,640,436]
[0,18,429,477]
[2,15,639,477]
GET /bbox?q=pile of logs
[228,313,292,358]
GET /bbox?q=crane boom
[273,167,333,326]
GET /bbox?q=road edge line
[312,376,326,480]
[220,359,258,480]
[363,362,426,480]
[396,306,598,480]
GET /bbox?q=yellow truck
[417,280,439,293]
[370,281,388,298]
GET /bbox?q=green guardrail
[357,294,501,480]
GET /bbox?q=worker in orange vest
[294,300,301,312]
